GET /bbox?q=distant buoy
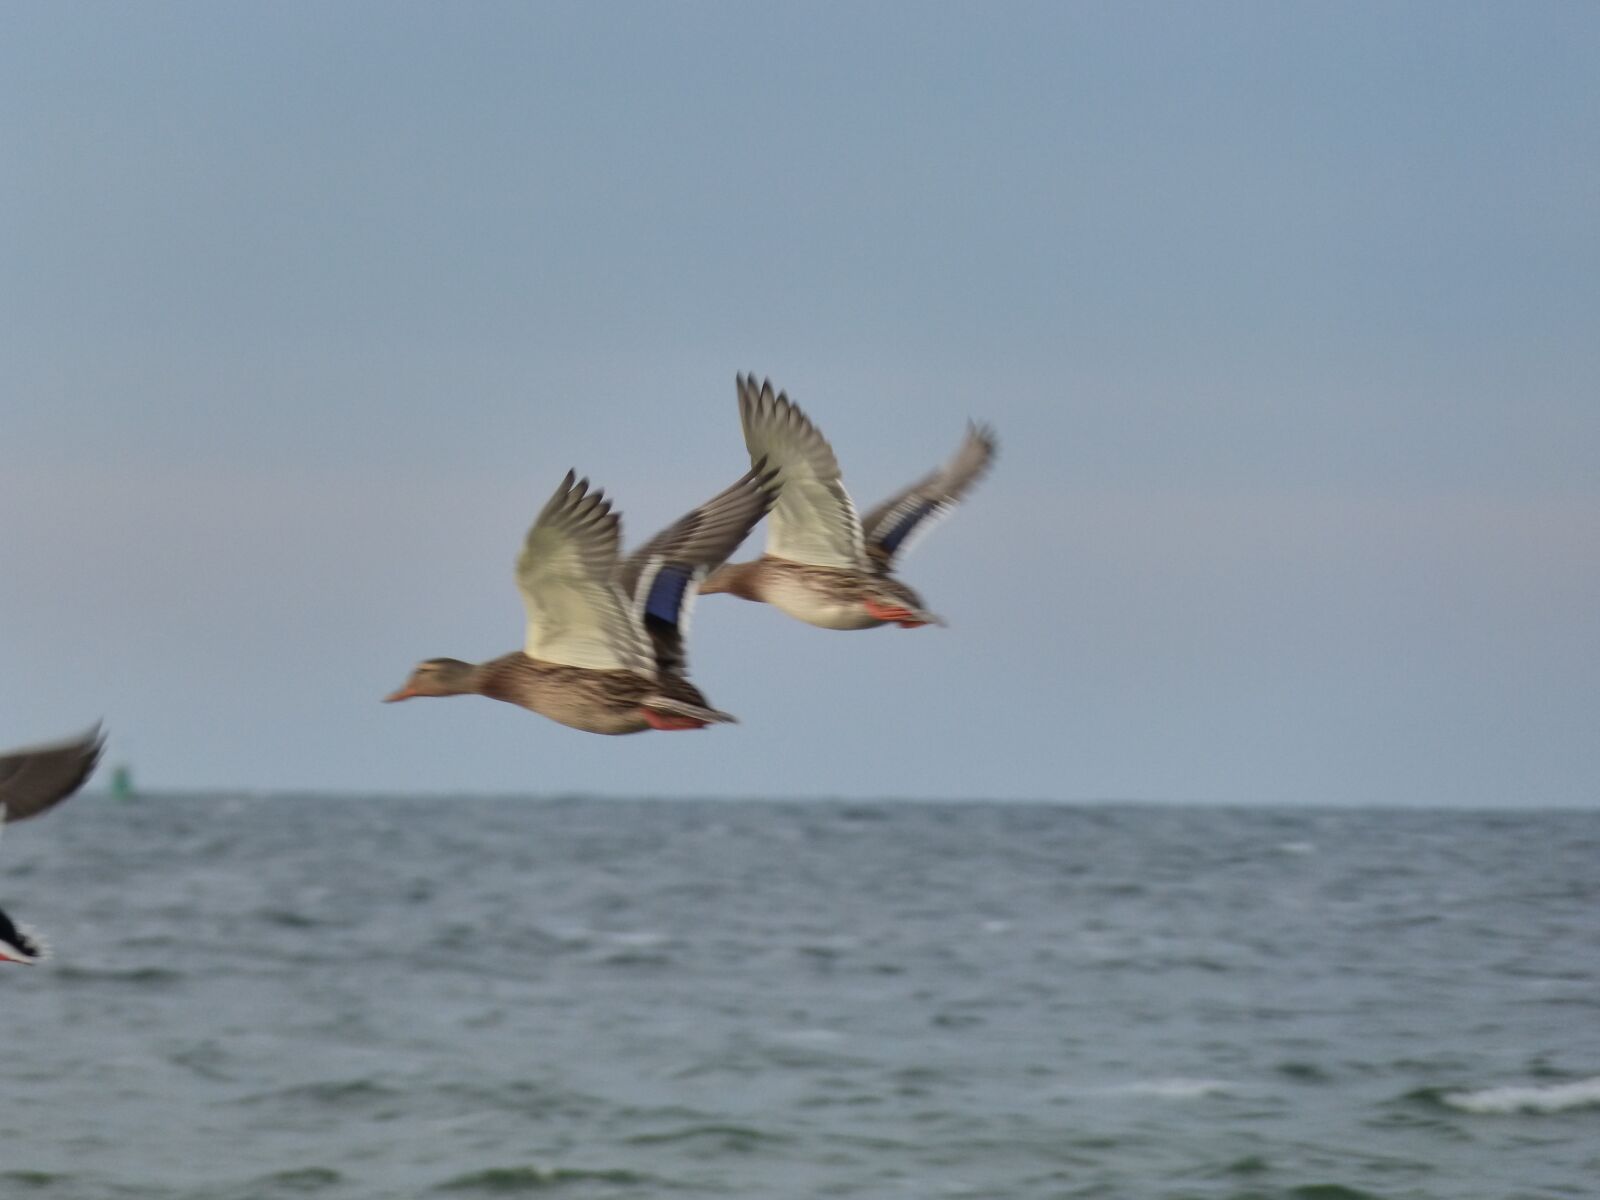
[111,765,134,798]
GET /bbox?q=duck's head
[384,658,478,702]
[862,581,945,629]
[0,906,46,965]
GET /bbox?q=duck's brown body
[476,654,719,735]
[386,465,777,735]
[388,653,727,735]
[701,557,929,630]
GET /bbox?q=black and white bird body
[0,727,105,964]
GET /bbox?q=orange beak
[383,687,417,703]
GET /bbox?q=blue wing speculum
[644,563,698,629]
[877,499,943,556]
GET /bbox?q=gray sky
[3,3,1596,806]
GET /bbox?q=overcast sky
[3,3,1595,806]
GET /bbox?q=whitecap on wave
[1055,1077,1233,1101]
[1441,1077,1600,1115]
[1110,1078,1233,1099]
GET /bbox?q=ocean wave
[246,1167,344,1193]
[434,1165,661,1192]
[1275,1061,1333,1084]
[0,1171,69,1189]
[1116,1078,1233,1099]
[626,1122,786,1150]
[256,907,323,929]
[1433,1076,1600,1114]
[235,1078,403,1108]
[51,964,185,986]
[770,1027,845,1045]
[1063,1077,1234,1100]
[602,930,671,947]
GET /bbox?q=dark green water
[5,796,1598,1198]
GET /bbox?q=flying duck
[386,462,777,733]
[0,726,105,964]
[700,375,996,630]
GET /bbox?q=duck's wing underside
[0,726,105,825]
[860,421,997,569]
[737,375,867,570]
[618,461,779,675]
[516,472,655,677]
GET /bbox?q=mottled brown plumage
[387,465,776,734]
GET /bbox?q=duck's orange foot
[641,707,709,731]
[863,599,929,627]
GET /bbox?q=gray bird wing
[618,461,779,676]
[860,421,997,569]
[0,726,105,825]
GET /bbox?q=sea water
[5,795,1597,1199]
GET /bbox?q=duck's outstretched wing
[860,422,997,569]
[0,726,104,825]
[737,375,867,570]
[516,472,654,677]
[618,461,779,676]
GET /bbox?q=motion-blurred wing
[860,422,997,568]
[516,472,654,676]
[618,461,780,675]
[0,726,105,825]
[737,375,866,569]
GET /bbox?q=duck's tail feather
[641,694,738,726]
